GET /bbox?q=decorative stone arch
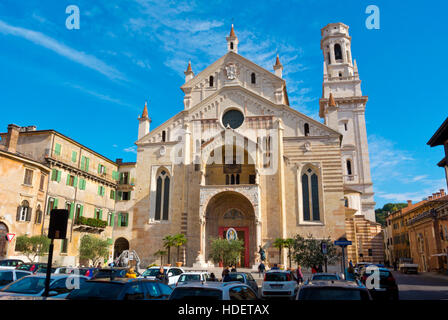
[113,237,130,259]
[148,165,174,222]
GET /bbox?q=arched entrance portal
[205,191,255,268]
[0,223,9,258]
[114,237,129,259]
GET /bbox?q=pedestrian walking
[156,267,168,284]
[296,265,304,284]
[222,268,231,282]
[258,262,266,277]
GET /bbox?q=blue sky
[0,0,447,208]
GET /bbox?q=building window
[119,212,128,227]
[249,175,256,184]
[17,200,31,222]
[98,164,106,174]
[344,197,349,208]
[344,122,348,131]
[71,151,77,163]
[209,75,214,87]
[98,185,105,196]
[110,190,116,200]
[23,169,33,186]
[122,192,131,201]
[94,209,102,220]
[346,160,352,176]
[304,123,310,136]
[51,169,61,182]
[230,42,234,50]
[334,44,342,60]
[46,197,57,215]
[39,174,45,191]
[301,167,321,222]
[60,239,68,253]
[155,170,170,221]
[35,205,42,224]
[327,52,331,65]
[54,143,61,156]
[119,172,129,185]
[80,156,90,172]
[162,131,166,142]
[75,204,83,220]
[66,174,77,187]
[108,212,113,226]
[251,73,256,84]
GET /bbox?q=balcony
[73,216,107,233]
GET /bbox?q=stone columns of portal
[277,119,288,267]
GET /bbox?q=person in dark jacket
[222,268,231,282]
[156,267,168,284]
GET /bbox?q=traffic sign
[6,233,15,242]
[334,240,352,246]
[321,242,327,254]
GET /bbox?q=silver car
[169,282,258,300]
[0,274,88,299]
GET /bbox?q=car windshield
[16,265,32,271]
[1,276,46,294]
[0,272,14,285]
[36,268,56,273]
[142,269,162,277]
[67,281,125,300]
[312,275,338,280]
[265,272,289,282]
[300,288,368,300]
[0,260,20,267]
[170,287,222,300]
[179,274,201,282]
[225,274,245,283]
[94,269,125,278]
[364,270,391,278]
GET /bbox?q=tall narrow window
[17,200,31,222]
[251,73,256,84]
[327,52,331,65]
[230,42,234,50]
[162,131,166,142]
[209,75,214,87]
[231,174,235,185]
[35,205,42,224]
[301,167,321,222]
[334,44,342,60]
[155,170,170,221]
[346,160,352,176]
[23,169,33,186]
[236,174,240,185]
[304,123,310,136]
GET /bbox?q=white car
[0,259,24,270]
[139,266,185,286]
[169,282,258,300]
[0,269,32,289]
[261,270,298,299]
[176,271,212,286]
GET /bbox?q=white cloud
[0,19,125,80]
[65,83,136,109]
[124,146,137,154]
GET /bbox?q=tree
[284,238,295,269]
[14,235,50,262]
[292,234,338,269]
[163,235,176,264]
[79,235,110,267]
[375,203,408,226]
[272,238,286,264]
[154,249,167,265]
[208,238,244,267]
[172,234,187,262]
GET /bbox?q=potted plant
[154,249,167,265]
[172,233,187,267]
[163,235,175,265]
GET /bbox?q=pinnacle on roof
[328,93,336,107]
[229,24,236,38]
[141,101,149,118]
[274,54,283,68]
[185,60,193,74]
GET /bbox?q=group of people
[257,262,305,284]
[222,265,238,281]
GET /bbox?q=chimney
[5,124,20,153]
[441,189,446,197]
[407,200,412,207]
[428,195,433,201]
[116,158,123,165]
[436,192,441,198]
[433,193,437,199]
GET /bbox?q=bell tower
[319,23,376,222]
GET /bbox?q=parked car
[0,259,24,270]
[0,274,88,298]
[296,280,372,300]
[176,271,210,286]
[261,270,298,299]
[169,282,258,300]
[15,263,47,273]
[0,270,32,289]
[140,266,184,286]
[66,278,172,300]
[222,272,259,295]
[398,258,418,274]
[360,267,399,300]
[89,268,125,279]
[309,273,341,281]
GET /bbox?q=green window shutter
[71,151,77,163]
[117,191,122,201]
[73,176,78,188]
[56,170,61,182]
[111,212,114,227]
[69,202,75,219]
[117,213,122,227]
[54,143,61,155]
[98,185,101,195]
[99,209,103,220]
[98,164,101,173]
[81,179,86,190]
[119,172,124,184]
[85,158,90,172]
[54,198,59,209]
[51,169,57,181]
[66,174,70,185]
[80,205,83,217]
[80,156,85,170]
[78,178,83,189]
[125,213,128,226]
[102,187,105,196]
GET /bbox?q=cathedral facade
[129,23,377,268]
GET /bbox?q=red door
[219,226,250,268]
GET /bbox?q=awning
[431,253,448,257]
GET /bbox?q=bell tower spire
[226,24,238,53]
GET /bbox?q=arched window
[155,170,170,221]
[346,159,352,176]
[301,167,321,221]
[35,205,42,224]
[251,73,256,84]
[334,44,342,61]
[236,174,240,185]
[17,200,31,222]
[231,174,235,185]
[230,42,234,50]
[344,198,349,208]
[304,123,310,136]
[209,75,214,87]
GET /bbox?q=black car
[296,280,372,300]
[16,263,47,273]
[66,278,172,300]
[0,259,23,268]
[360,267,398,300]
[90,268,131,279]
